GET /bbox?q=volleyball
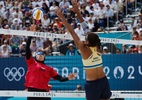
[32,7,44,20]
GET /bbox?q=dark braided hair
[86,33,101,49]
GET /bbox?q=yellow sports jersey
[82,47,103,69]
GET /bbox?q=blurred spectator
[132,31,141,40]
[116,48,121,54]
[0,40,12,55]
[139,29,142,39]
[71,18,77,29]
[12,14,22,26]
[19,41,26,57]
[12,7,23,20]
[74,23,85,36]
[89,6,95,15]
[1,34,10,44]
[102,46,111,54]
[23,0,30,7]
[75,84,82,91]
[91,19,100,32]
[131,16,137,28]
[66,13,73,24]
[52,38,62,52]
[66,5,75,18]
[10,35,21,48]
[127,45,134,54]
[0,0,4,7]
[2,19,9,28]
[0,44,10,58]
[36,37,44,50]
[32,0,40,7]
[53,17,63,29]
[133,47,138,54]
[114,0,123,20]
[30,19,37,31]
[41,38,52,56]
[136,23,142,33]
[132,26,137,34]
[122,44,127,54]
[97,28,103,32]
[3,8,13,20]
[88,18,94,30]
[138,45,142,53]
[22,12,32,27]
[66,43,79,56]
[127,0,134,10]
[59,0,70,13]
[11,18,21,30]
[30,40,39,57]
[80,4,89,18]
[92,0,99,10]
[50,0,59,7]
[41,0,50,7]
[0,14,3,26]
[85,1,92,13]
[117,19,128,31]
[138,12,142,20]
[0,5,5,15]
[19,37,27,48]
[41,14,50,28]
[0,38,2,46]
[13,1,20,9]
[87,12,95,22]
[93,7,99,20]
[53,24,59,33]
[105,5,114,27]
[49,1,58,19]
[97,3,105,28]
[138,20,142,28]
[42,3,49,13]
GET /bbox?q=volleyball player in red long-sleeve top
[24,37,76,100]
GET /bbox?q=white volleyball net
[0,29,142,100]
[0,90,141,98]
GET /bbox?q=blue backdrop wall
[0,54,141,91]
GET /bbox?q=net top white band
[0,91,142,98]
[0,29,142,45]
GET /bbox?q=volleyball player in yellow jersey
[56,0,111,100]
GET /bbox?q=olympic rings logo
[3,67,25,81]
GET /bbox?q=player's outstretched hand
[71,0,80,13]
[68,73,77,80]
[55,7,64,18]
[48,84,52,89]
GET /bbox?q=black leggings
[27,87,51,100]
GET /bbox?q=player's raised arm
[71,0,84,23]
[71,0,90,35]
[53,73,77,82]
[56,7,86,54]
[26,37,32,60]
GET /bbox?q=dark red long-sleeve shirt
[24,37,69,92]
[24,55,58,92]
